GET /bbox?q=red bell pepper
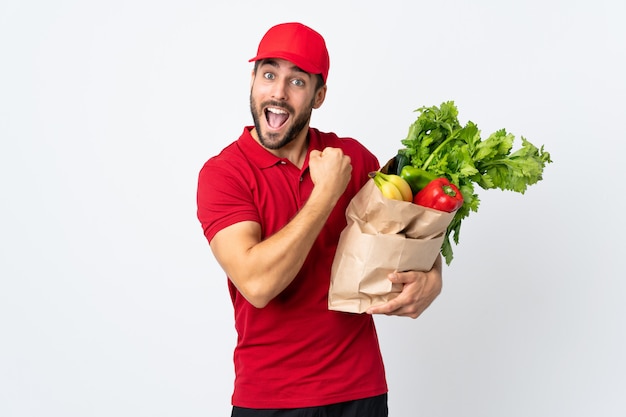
[413,178,464,212]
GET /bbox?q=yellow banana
[369,171,411,201]
[378,172,413,202]
[379,180,404,200]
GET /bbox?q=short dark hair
[253,60,325,91]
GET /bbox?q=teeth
[267,107,287,114]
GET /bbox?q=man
[197,22,443,417]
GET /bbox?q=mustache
[262,100,295,114]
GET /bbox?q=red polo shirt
[197,127,387,408]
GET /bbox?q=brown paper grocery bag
[328,179,456,314]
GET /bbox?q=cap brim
[249,52,323,79]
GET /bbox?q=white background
[1,0,625,416]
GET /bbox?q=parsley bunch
[398,101,552,265]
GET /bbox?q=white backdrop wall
[1,1,625,416]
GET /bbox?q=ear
[250,70,256,89]
[312,85,327,109]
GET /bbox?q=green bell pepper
[399,165,438,194]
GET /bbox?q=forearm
[251,192,337,303]
[211,187,338,308]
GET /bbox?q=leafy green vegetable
[398,101,552,265]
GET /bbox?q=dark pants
[231,393,388,417]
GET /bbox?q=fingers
[309,149,322,159]
[366,268,442,319]
[366,298,412,317]
[309,147,352,197]
[311,147,351,163]
[366,294,426,319]
[366,273,419,317]
[310,148,340,164]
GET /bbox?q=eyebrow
[261,59,309,76]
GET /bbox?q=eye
[263,72,275,80]
[291,78,305,87]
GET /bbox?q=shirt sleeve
[196,156,260,244]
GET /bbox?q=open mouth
[265,107,289,130]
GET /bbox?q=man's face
[249,59,325,150]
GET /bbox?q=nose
[270,79,288,101]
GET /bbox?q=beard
[250,95,314,150]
